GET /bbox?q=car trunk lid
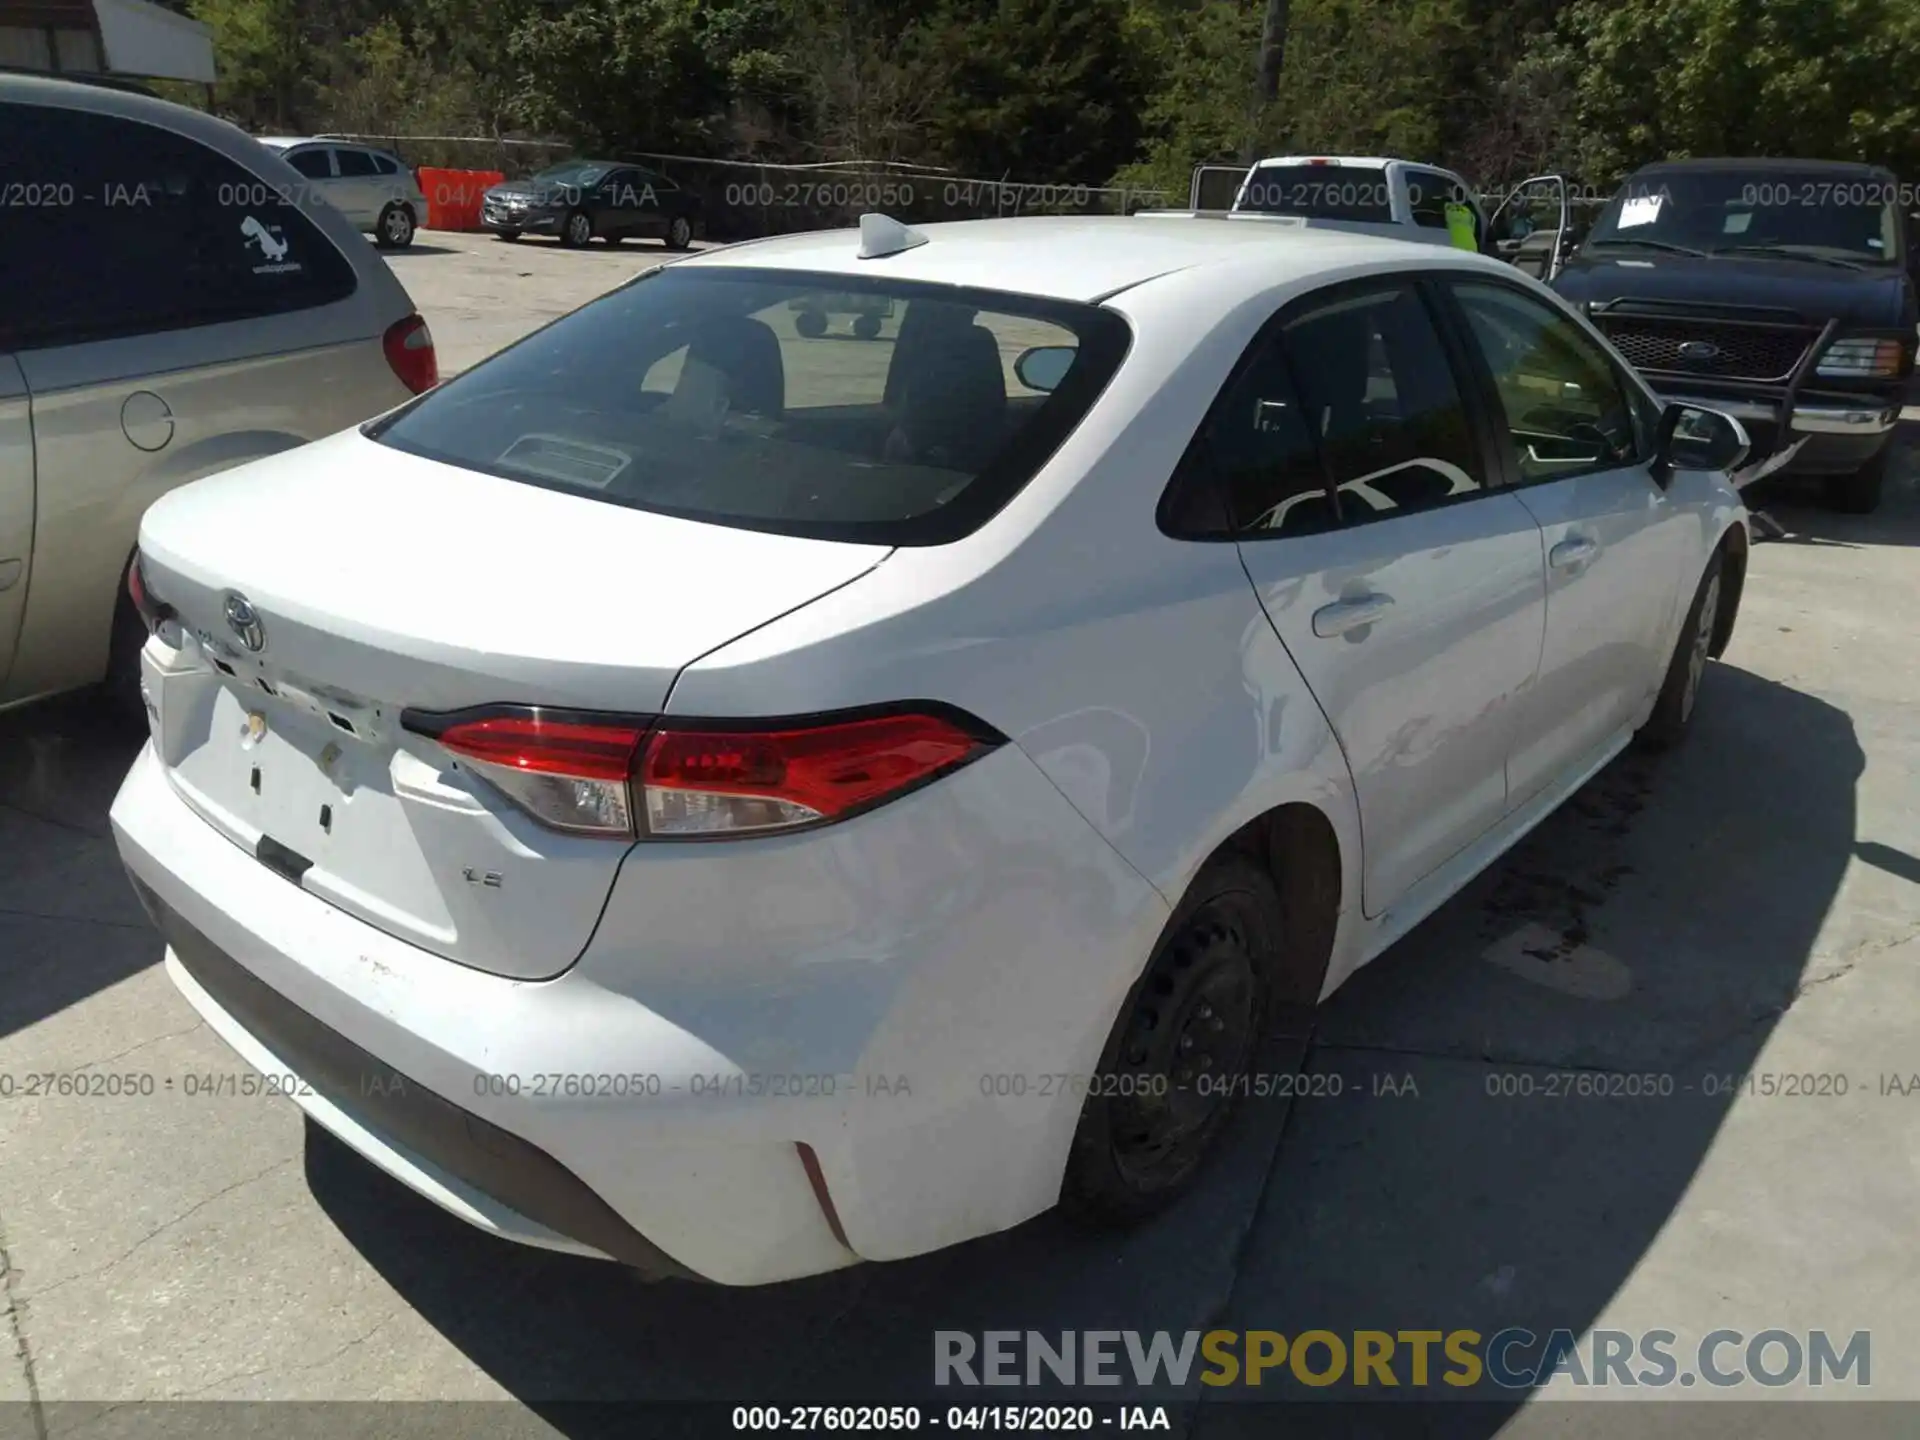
[136,429,889,979]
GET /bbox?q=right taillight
[639,711,996,838]
[402,704,1001,840]
[382,313,439,394]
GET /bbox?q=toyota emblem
[223,591,266,652]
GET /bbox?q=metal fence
[315,134,1172,241]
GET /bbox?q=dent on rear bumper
[111,740,1167,1281]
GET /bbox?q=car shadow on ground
[1744,423,1920,549]
[0,693,151,1042]
[306,658,1860,1437]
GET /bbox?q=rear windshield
[370,266,1131,544]
[1234,165,1394,222]
[1587,169,1903,265]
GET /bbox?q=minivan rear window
[1235,165,1395,223]
[370,267,1132,545]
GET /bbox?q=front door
[1225,279,1549,916]
[1439,276,1688,808]
[1488,175,1571,281]
[0,356,32,691]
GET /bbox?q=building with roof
[0,0,214,86]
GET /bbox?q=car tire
[1636,548,1726,753]
[1059,854,1281,1227]
[795,309,829,339]
[103,585,148,729]
[666,215,694,251]
[560,210,593,248]
[1821,447,1887,515]
[373,203,416,250]
[853,312,883,340]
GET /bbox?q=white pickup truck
[1175,155,1576,278]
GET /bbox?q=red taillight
[382,313,438,395]
[431,711,648,836]
[639,711,992,837]
[404,704,999,840]
[126,554,174,634]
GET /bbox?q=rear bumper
[140,883,694,1278]
[110,739,1166,1283]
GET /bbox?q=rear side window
[1172,345,1336,537]
[0,103,358,351]
[371,153,400,175]
[370,267,1132,545]
[285,148,332,179]
[335,149,379,178]
[1407,170,1464,230]
[1236,165,1394,223]
[1167,282,1487,538]
[1281,286,1485,526]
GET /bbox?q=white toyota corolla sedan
[110,212,1751,1286]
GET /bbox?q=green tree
[1564,0,1920,182]
[191,0,313,129]
[914,0,1152,184]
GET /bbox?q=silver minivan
[0,76,436,714]
[257,137,429,250]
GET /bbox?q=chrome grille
[1596,317,1815,382]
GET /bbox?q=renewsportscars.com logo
[934,1329,1871,1390]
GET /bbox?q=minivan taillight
[383,313,439,394]
[404,704,1002,840]
[126,554,175,634]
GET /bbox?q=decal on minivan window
[240,215,301,274]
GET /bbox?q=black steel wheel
[1061,854,1281,1225]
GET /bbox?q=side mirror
[1653,402,1750,483]
[1014,345,1077,393]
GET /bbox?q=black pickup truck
[1533,158,1916,513]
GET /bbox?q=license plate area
[220,689,381,861]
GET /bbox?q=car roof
[1,71,269,148]
[1248,155,1405,171]
[677,213,1472,303]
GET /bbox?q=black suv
[1548,158,1916,513]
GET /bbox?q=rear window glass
[1235,165,1394,222]
[371,267,1132,545]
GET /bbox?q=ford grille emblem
[223,592,266,652]
[1677,340,1723,362]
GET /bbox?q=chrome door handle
[1549,537,1599,570]
[1312,593,1394,637]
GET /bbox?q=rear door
[329,146,384,227]
[1437,276,1688,807]
[0,356,31,690]
[1224,278,1549,916]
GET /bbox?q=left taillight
[382,313,439,394]
[126,553,174,635]
[404,704,1002,840]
